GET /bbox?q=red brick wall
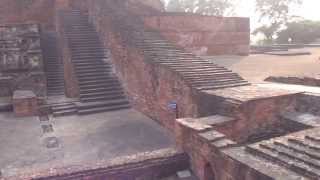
[73,0,201,130]
[143,14,250,56]
[174,119,271,180]
[55,12,80,98]
[0,0,56,29]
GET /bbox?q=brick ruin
[0,0,320,180]
[0,24,45,97]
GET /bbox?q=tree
[252,24,279,44]
[276,20,320,44]
[166,0,233,16]
[254,0,302,43]
[256,0,302,24]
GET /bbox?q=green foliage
[166,0,232,16]
[253,24,280,44]
[254,0,302,44]
[276,20,320,44]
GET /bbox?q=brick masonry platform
[0,109,181,179]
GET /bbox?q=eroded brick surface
[0,24,46,97]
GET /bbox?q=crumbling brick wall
[143,14,250,56]
[67,0,200,130]
[0,24,46,97]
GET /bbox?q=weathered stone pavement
[0,109,176,179]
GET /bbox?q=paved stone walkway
[0,109,174,178]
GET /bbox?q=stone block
[0,76,13,96]
[13,90,38,117]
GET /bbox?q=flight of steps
[51,102,77,117]
[41,32,65,96]
[112,15,250,91]
[281,111,320,128]
[60,10,130,115]
[246,133,320,179]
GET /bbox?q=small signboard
[168,101,177,110]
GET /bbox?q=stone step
[288,139,320,152]
[47,83,64,88]
[47,85,65,89]
[71,54,107,60]
[76,99,129,110]
[74,62,111,68]
[73,60,109,65]
[160,63,219,69]
[78,75,115,81]
[78,82,121,90]
[78,79,119,86]
[73,62,110,68]
[175,68,232,74]
[263,143,320,169]
[66,35,98,39]
[75,69,112,75]
[70,46,105,51]
[70,44,103,49]
[80,86,123,94]
[74,66,112,73]
[190,79,247,86]
[67,36,100,41]
[71,52,106,57]
[183,73,241,80]
[78,104,131,115]
[68,39,101,44]
[52,104,76,111]
[65,30,96,34]
[65,30,97,34]
[65,31,97,35]
[71,57,110,63]
[281,111,320,127]
[153,59,210,64]
[77,72,112,78]
[67,36,99,41]
[188,77,244,84]
[80,90,124,98]
[274,140,320,161]
[246,144,320,179]
[53,109,78,117]
[196,82,250,91]
[70,44,106,53]
[80,93,127,103]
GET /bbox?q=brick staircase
[60,10,130,115]
[41,31,65,96]
[135,31,249,90]
[110,12,250,91]
[246,133,320,179]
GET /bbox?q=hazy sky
[164,0,320,29]
[232,0,320,29]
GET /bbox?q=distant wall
[143,14,250,56]
[129,0,164,11]
[0,0,56,29]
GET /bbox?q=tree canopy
[276,20,320,44]
[166,0,233,16]
[254,0,302,44]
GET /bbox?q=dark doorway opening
[204,163,215,180]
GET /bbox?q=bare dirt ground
[206,48,320,83]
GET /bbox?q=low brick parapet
[13,90,38,117]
